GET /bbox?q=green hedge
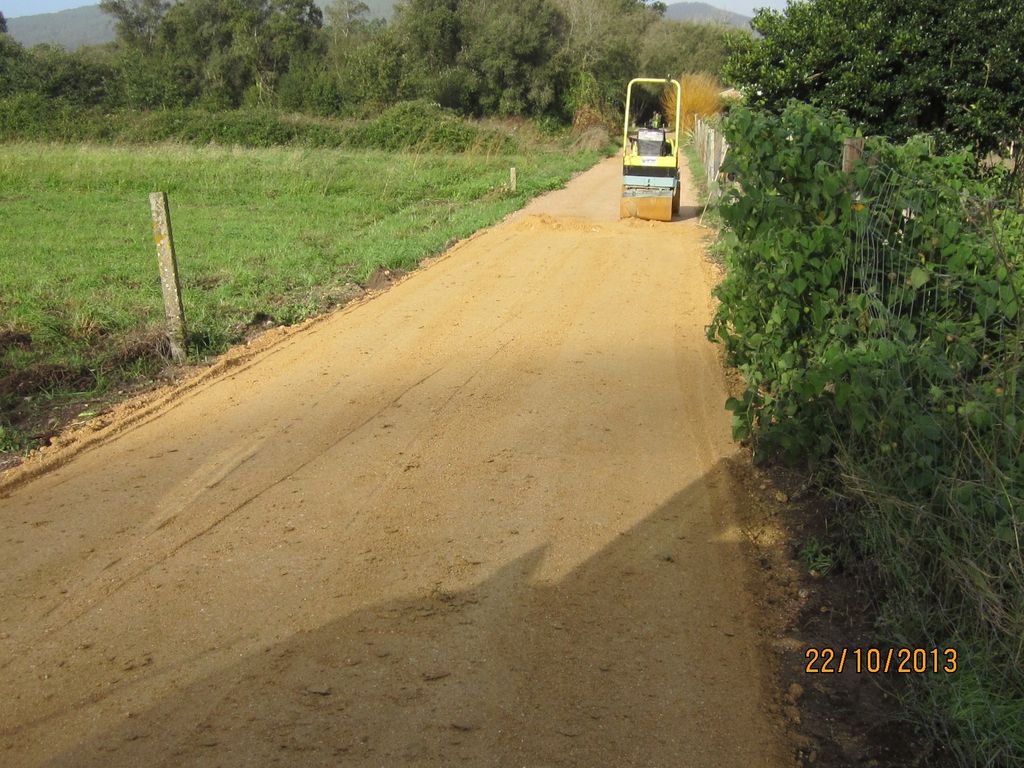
[0,97,512,153]
[347,100,512,153]
[709,102,1024,766]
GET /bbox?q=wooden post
[713,132,724,179]
[510,166,517,193]
[710,131,725,200]
[149,192,187,364]
[706,129,715,187]
[842,137,865,173]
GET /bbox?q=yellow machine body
[620,78,682,222]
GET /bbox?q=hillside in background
[5,0,396,49]
[664,2,751,28]
[5,1,747,50]
[6,5,114,49]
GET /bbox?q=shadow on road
[41,461,777,768]
[676,205,702,222]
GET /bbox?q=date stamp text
[804,647,958,674]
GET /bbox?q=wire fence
[835,147,1023,761]
[705,99,1024,763]
[693,117,728,198]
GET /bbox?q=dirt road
[0,157,787,767]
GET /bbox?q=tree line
[0,0,743,122]
[726,0,1023,171]
[4,0,1014,175]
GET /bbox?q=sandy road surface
[0,157,786,767]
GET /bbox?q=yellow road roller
[620,77,681,222]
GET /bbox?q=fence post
[842,137,865,173]
[713,131,724,180]
[510,166,517,193]
[706,129,715,187]
[149,192,187,364]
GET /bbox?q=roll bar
[622,78,682,154]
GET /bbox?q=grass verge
[0,141,604,452]
[682,139,727,260]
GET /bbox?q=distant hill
[6,1,745,51]
[7,5,114,49]
[663,2,752,29]
[5,2,398,50]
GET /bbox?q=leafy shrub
[709,101,1024,766]
[277,66,347,117]
[0,98,517,154]
[571,104,614,135]
[347,100,511,152]
[0,94,110,141]
[0,93,55,137]
[111,52,199,110]
[725,0,1024,172]
[289,121,347,149]
[393,0,569,119]
[201,110,298,147]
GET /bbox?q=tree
[641,20,746,80]
[392,0,569,116]
[457,0,569,115]
[0,36,28,98]
[325,0,371,39]
[26,45,114,105]
[554,0,662,112]
[0,12,7,34]
[294,1,392,114]
[394,0,462,71]
[724,0,1024,160]
[0,34,115,106]
[154,0,323,107]
[99,0,171,47]
[260,0,325,77]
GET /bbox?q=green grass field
[0,142,604,447]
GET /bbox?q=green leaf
[909,267,930,289]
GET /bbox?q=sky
[2,0,791,19]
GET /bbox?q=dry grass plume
[663,73,723,134]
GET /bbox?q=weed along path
[0,156,787,767]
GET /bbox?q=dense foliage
[725,0,1024,172]
[0,95,513,152]
[98,0,169,48]
[709,101,1024,766]
[640,19,741,81]
[0,0,737,126]
[102,0,327,108]
[715,1,1023,762]
[394,0,570,116]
